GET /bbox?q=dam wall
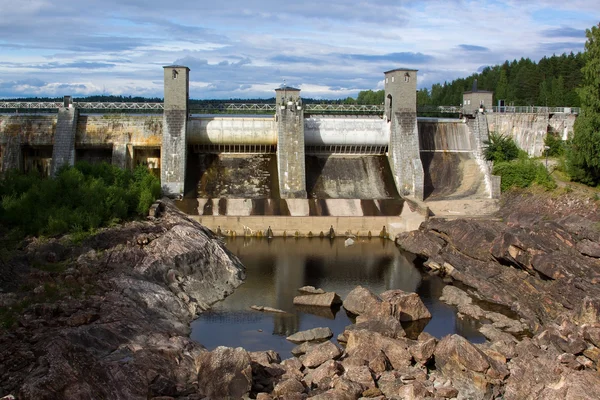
[486,113,576,157]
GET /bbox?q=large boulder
[197,346,252,399]
[345,330,411,369]
[300,341,342,368]
[380,289,431,321]
[434,335,504,400]
[343,286,391,318]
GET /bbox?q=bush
[0,162,161,237]
[484,132,524,163]
[493,159,557,192]
[544,132,565,157]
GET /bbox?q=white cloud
[0,0,595,99]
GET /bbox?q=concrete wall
[418,121,473,151]
[388,112,424,200]
[486,113,576,157]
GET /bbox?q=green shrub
[544,132,565,157]
[0,162,161,237]
[493,159,557,192]
[484,133,524,163]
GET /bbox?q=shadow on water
[190,237,485,356]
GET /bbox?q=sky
[0,0,598,100]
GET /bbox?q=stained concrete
[421,152,488,201]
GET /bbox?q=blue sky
[0,0,597,99]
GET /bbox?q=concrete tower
[161,65,189,197]
[275,86,307,199]
[384,68,424,200]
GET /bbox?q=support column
[384,69,424,200]
[275,87,307,199]
[111,143,128,169]
[50,96,77,176]
[161,65,189,197]
[1,135,22,174]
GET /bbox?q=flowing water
[191,237,485,356]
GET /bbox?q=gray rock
[287,327,333,344]
[298,285,325,294]
[303,360,343,389]
[343,286,390,318]
[197,346,252,399]
[293,292,342,307]
[273,378,306,397]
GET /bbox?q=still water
[191,238,485,356]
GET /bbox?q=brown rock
[342,365,375,390]
[345,330,411,369]
[332,377,364,398]
[368,351,391,374]
[291,341,318,357]
[303,360,342,389]
[361,387,383,397]
[293,292,342,307]
[197,346,252,399]
[396,381,431,399]
[250,350,281,367]
[272,378,305,397]
[409,333,437,364]
[577,239,600,258]
[300,341,342,368]
[380,289,432,321]
[287,327,333,344]
[298,285,325,294]
[376,371,404,398]
[346,315,406,339]
[436,386,459,398]
[343,286,385,317]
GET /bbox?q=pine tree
[568,24,600,185]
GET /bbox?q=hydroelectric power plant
[0,66,578,236]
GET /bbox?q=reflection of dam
[213,237,422,336]
[191,238,486,352]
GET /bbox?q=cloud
[459,44,490,52]
[541,26,586,38]
[0,0,595,99]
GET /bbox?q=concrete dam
[0,66,576,235]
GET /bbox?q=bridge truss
[0,101,579,115]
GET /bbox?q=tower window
[404,73,410,83]
[392,76,395,83]
[172,70,178,80]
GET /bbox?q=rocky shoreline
[1,189,599,399]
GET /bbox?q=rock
[281,358,304,380]
[577,239,600,258]
[250,305,288,314]
[345,330,411,369]
[298,285,325,294]
[296,305,338,319]
[345,238,355,247]
[291,341,318,357]
[380,289,431,321]
[361,387,383,397]
[409,333,437,364]
[342,365,375,390]
[300,341,342,368]
[367,351,391,373]
[197,346,252,399]
[303,360,342,389]
[436,386,459,398]
[376,371,405,398]
[293,292,342,307]
[439,285,472,307]
[250,350,281,367]
[396,381,431,400]
[434,335,497,399]
[345,315,405,339]
[578,296,600,325]
[287,327,333,344]
[583,326,600,348]
[332,377,364,398]
[272,378,306,397]
[343,286,390,318]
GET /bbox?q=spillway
[418,120,489,200]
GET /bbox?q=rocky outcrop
[395,190,600,399]
[0,199,245,399]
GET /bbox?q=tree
[567,24,600,185]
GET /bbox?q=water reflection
[191,237,484,355]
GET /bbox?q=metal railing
[0,101,581,115]
[491,106,580,114]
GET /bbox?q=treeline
[350,52,585,107]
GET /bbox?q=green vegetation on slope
[567,24,600,186]
[0,162,161,237]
